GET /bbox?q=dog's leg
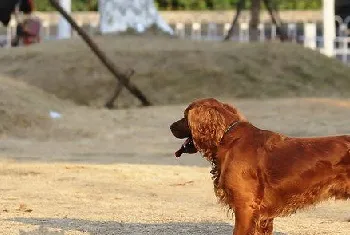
[233,207,258,235]
[256,218,274,235]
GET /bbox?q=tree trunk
[249,0,261,41]
[263,0,288,41]
[223,0,245,41]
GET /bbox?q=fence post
[191,22,201,40]
[258,23,265,41]
[175,22,185,39]
[239,22,249,42]
[207,22,218,40]
[89,20,98,35]
[342,37,348,64]
[339,24,347,37]
[6,23,12,48]
[304,22,317,50]
[41,21,50,40]
[287,23,297,42]
[58,0,71,39]
[6,27,11,48]
[344,16,350,31]
[223,23,231,39]
[322,0,335,57]
[5,20,16,48]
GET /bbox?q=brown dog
[170,98,350,235]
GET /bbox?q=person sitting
[0,0,40,47]
[12,17,41,47]
[11,0,41,47]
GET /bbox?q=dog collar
[220,121,240,142]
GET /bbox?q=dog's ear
[186,105,228,152]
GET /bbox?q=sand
[0,98,350,235]
[0,35,350,234]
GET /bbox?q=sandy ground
[0,98,350,235]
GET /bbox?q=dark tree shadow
[10,217,287,235]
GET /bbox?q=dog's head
[170,98,246,160]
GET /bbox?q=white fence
[1,15,350,64]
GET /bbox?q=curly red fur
[185,98,246,161]
[170,98,350,235]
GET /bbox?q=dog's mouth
[175,136,197,158]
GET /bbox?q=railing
[1,15,349,64]
[335,37,350,64]
[0,17,99,47]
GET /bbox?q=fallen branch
[49,0,152,107]
[105,69,134,109]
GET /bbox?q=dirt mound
[1,35,350,108]
[0,76,85,139]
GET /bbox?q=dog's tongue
[175,138,191,158]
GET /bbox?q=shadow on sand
[10,217,287,235]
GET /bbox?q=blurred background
[1,0,349,63]
[0,1,350,235]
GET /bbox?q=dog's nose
[170,122,178,135]
[170,119,191,139]
[170,123,175,131]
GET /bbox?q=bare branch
[48,0,152,107]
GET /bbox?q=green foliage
[211,0,236,10]
[275,0,322,10]
[35,0,54,11]
[34,0,322,12]
[35,0,97,11]
[155,0,322,10]
[176,0,208,10]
